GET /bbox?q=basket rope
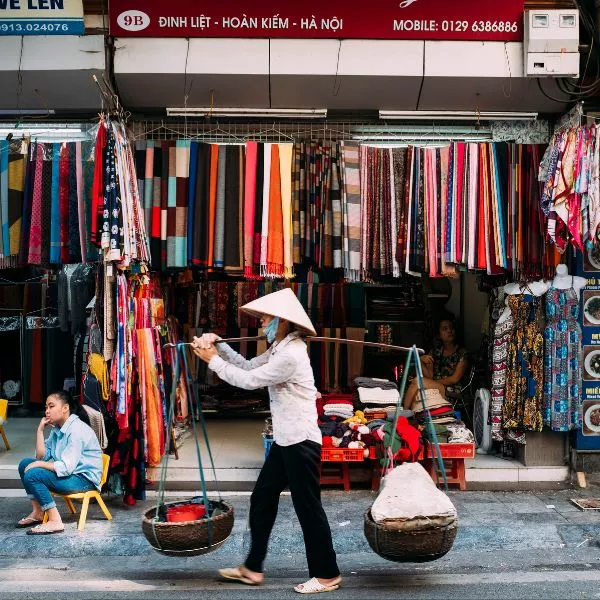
[381,345,447,489]
[151,341,222,550]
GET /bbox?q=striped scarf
[340,142,361,281]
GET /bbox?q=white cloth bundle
[357,387,400,405]
[371,462,457,522]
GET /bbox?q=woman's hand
[193,333,221,349]
[192,344,218,364]
[24,460,50,473]
[37,417,50,432]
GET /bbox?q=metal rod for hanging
[163,336,424,354]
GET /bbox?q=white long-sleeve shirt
[208,333,322,447]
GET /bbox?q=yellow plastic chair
[44,453,113,531]
[0,399,10,450]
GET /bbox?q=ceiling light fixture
[166,107,328,119]
[379,110,538,121]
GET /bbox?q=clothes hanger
[190,121,246,144]
[251,123,295,142]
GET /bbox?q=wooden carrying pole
[164,336,424,355]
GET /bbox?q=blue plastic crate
[263,437,274,459]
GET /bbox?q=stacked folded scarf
[323,396,354,419]
[324,405,354,419]
[353,377,398,390]
[357,387,400,405]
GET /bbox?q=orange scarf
[267,144,284,276]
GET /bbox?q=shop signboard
[109,0,524,41]
[0,0,84,35]
[576,248,600,449]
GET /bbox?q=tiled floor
[0,417,570,487]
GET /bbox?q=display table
[319,448,365,491]
[369,442,475,491]
[422,442,475,490]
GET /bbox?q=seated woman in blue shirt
[16,391,103,535]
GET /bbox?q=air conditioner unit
[524,9,580,78]
[473,388,493,455]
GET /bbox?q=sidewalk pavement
[1,486,599,564]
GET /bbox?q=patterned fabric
[432,346,468,381]
[0,140,7,257]
[91,122,106,248]
[503,294,544,432]
[543,286,582,431]
[491,317,512,442]
[167,140,189,267]
[7,150,24,257]
[340,142,361,281]
[28,144,44,265]
[101,126,123,261]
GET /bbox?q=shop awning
[0,35,105,114]
[113,38,567,114]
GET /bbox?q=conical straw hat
[240,288,316,336]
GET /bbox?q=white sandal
[294,577,342,594]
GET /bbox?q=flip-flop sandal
[15,517,43,529]
[218,567,262,586]
[26,524,65,535]
[294,577,342,594]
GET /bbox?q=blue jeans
[18,458,96,512]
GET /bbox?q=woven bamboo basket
[364,509,457,563]
[142,500,234,557]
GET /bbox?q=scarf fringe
[283,265,295,279]
[344,268,361,282]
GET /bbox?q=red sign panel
[109,1,524,41]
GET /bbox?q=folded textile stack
[364,405,412,420]
[357,387,401,405]
[354,377,399,390]
[446,422,475,444]
[323,397,354,420]
[353,377,400,409]
[413,389,457,427]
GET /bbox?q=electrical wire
[537,78,576,104]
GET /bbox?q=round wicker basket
[364,509,457,563]
[142,500,234,557]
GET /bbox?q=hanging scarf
[244,141,258,277]
[266,144,284,277]
[279,143,294,278]
[260,143,272,275]
[208,144,219,269]
[191,142,210,267]
[292,141,305,266]
[224,145,244,275]
[28,144,44,265]
[0,140,7,259]
[340,141,361,281]
[7,148,24,260]
[213,145,227,268]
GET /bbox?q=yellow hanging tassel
[88,353,110,401]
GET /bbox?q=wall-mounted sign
[0,0,84,36]
[109,0,524,41]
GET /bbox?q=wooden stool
[320,462,351,491]
[423,442,475,491]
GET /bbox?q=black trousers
[244,440,340,579]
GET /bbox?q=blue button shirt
[43,414,103,489]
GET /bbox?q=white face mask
[264,317,280,343]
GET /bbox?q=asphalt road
[2,549,600,600]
